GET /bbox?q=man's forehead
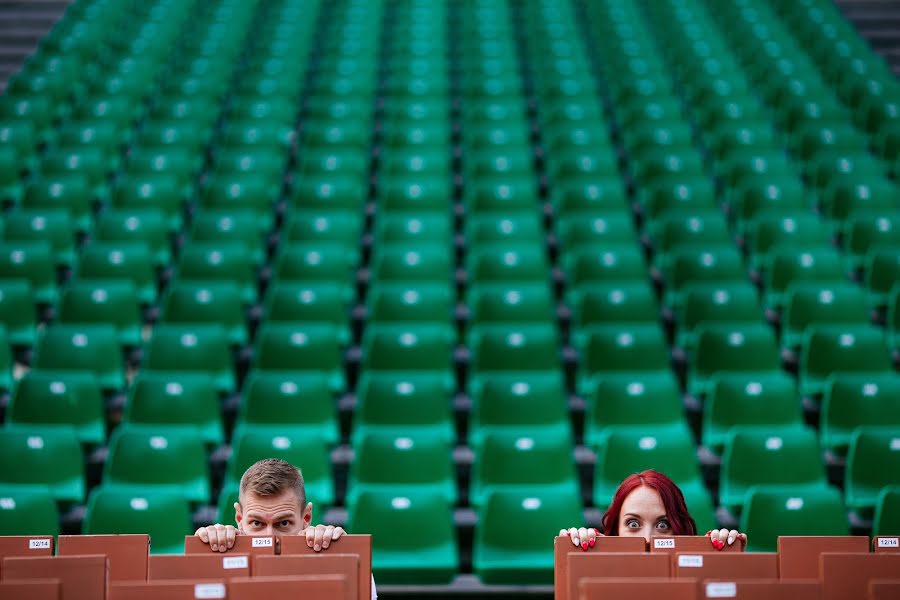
[240,491,303,517]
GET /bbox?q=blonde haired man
[195,458,376,598]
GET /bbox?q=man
[195,458,376,598]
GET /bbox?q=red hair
[600,470,697,536]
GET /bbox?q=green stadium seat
[763,247,847,310]
[702,372,805,454]
[125,147,200,194]
[263,281,351,344]
[799,325,893,398]
[0,241,57,305]
[555,213,638,253]
[190,209,266,264]
[0,280,36,346]
[252,323,344,391]
[662,247,747,309]
[648,212,733,267]
[237,371,338,446]
[58,281,141,347]
[821,375,900,456]
[347,491,457,584]
[468,323,559,379]
[361,323,454,376]
[719,427,831,515]
[284,209,364,249]
[0,488,59,536]
[377,175,452,213]
[142,324,234,393]
[819,178,897,223]
[470,432,579,508]
[125,372,223,445]
[865,249,900,307]
[746,212,832,271]
[226,429,333,507]
[584,374,685,449]
[550,178,628,217]
[6,371,104,445]
[687,323,781,397]
[465,213,543,246]
[23,173,93,233]
[347,432,456,506]
[103,425,209,504]
[873,486,900,537]
[569,282,658,329]
[366,282,453,326]
[77,242,157,305]
[289,173,368,212]
[781,283,870,350]
[466,246,550,287]
[4,209,76,267]
[83,487,192,554]
[94,208,171,267]
[576,324,671,394]
[216,484,240,528]
[176,242,258,305]
[33,324,123,390]
[474,490,582,585]
[462,177,537,215]
[467,284,555,327]
[112,173,185,232]
[272,243,357,287]
[675,283,762,351]
[160,281,247,346]
[739,486,849,552]
[200,173,276,233]
[639,176,718,221]
[469,372,571,449]
[0,427,84,502]
[843,213,900,272]
[563,245,647,292]
[845,427,900,512]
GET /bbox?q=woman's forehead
[621,485,665,516]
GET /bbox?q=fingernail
[564,531,570,536]
[314,544,321,551]
[588,538,595,548]
[581,542,588,551]
[573,537,580,547]
[728,535,735,546]
[211,544,217,551]
[717,540,725,550]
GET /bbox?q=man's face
[234,489,312,538]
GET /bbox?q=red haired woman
[560,470,747,550]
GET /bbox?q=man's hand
[305,524,345,552]
[195,524,237,552]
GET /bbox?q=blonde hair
[239,458,306,507]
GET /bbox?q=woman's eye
[656,520,670,530]
[626,519,640,528]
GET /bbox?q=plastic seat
[763,248,847,310]
[746,213,832,271]
[550,178,628,217]
[237,371,338,446]
[0,427,84,502]
[576,324,671,394]
[112,173,185,232]
[288,173,368,212]
[142,324,234,393]
[366,283,454,325]
[94,209,171,267]
[190,209,266,264]
[570,282,658,330]
[702,372,805,454]
[648,212,733,266]
[125,372,224,445]
[353,372,454,446]
[468,323,559,379]
[284,209,364,249]
[739,486,849,552]
[252,323,344,392]
[799,325,893,398]
[462,178,538,214]
[200,173,277,232]
[865,249,900,307]
[160,281,247,346]
[6,371,104,445]
[4,209,76,267]
[103,425,209,504]
[272,243,357,289]
[674,283,762,351]
[83,487,192,554]
[0,280,36,346]
[58,281,141,347]
[639,176,718,221]
[33,324,123,390]
[470,432,578,508]
[843,213,900,272]
[0,241,57,304]
[23,173,93,233]
[466,246,550,288]
[0,488,59,536]
[474,490,582,585]
[873,486,900,537]
[361,323,454,376]
[347,491,457,584]
[465,213,543,247]
[347,433,455,506]
[466,284,555,327]
[592,425,709,518]
[562,245,647,292]
[845,427,900,512]
[585,374,685,449]
[176,242,258,305]
[662,247,747,309]
[719,427,831,514]
[76,242,157,305]
[687,323,781,397]
[263,282,351,345]
[555,213,637,254]
[781,283,870,350]
[821,375,900,456]
[226,429,333,507]
[819,177,897,223]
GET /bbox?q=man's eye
[279,521,291,527]
[251,521,262,527]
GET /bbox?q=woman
[560,470,747,550]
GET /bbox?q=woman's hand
[706,528,747,550]
[559,527,603,551]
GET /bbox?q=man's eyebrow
[273,513,295,521]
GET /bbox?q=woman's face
[617,485,672,541]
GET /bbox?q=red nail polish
[564,531,570,536]
[589,538,595,547]
[581,542,588,551]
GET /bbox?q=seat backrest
[820,553,900,600]
[57,535,149,582]
[777,536,869,579]
[568,553,669,599]
[228,575,347,600]
[148,554,251,580]
[578,578,697,600]
[672,552,778,579]
[1,554,108,600]
[253,555,359,599]
[698,581,821,600]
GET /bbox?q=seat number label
[678,554,704,568]
[878,537,899,548]
[654,538,676,549]
[705,582,737,597]
[252,537,273,547]
[194,583,226,599]
[29,539,51,549]
[223,556,248,569]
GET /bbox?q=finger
[578,528,589,551]
[727,529,739,546]
[205,525,219,551]
[559,529,567,537]
[196,527,209,543]
[587,527,598,547]
[214,524,228,552]
[332,526,344,541]
[568,527,580,547]
[226,526,237,549]
[322,525,336,549]
[314,525,326,551]
[305,527,315,548]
